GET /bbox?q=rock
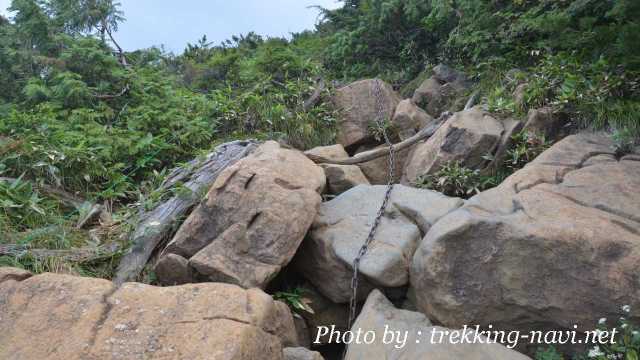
[154,253,193,286]
[0,271,298,359]
[284,347,324,360]
[392,99,434,140]
[403,107,505,184]
[411,77,442,113]
[295,185,463,303]
[345,290,532,360]
[298,285,349,344]
[0,267,31,283]
[523,107,570,141]
[157,141,325,288]
[304,144,349,162]
[333,79,401,149]
[357,144,411,185]
[432,64,468,84]
[412,65,469,117]
[410,133,640,342]
[321,164,370,195]
[292,314,312,348]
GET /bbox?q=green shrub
[415,161,492,199]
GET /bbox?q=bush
[415,161,492,199]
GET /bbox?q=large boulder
[333,79,401,149]
[403,107,505,184]
[295,185,463,303]
[392,99,434,141]
[157,141,325,288]
[345,290,532,360]
[411,133,640,341]
[0,271,298,359]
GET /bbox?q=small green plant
[535,346,564,360]
[611,128,637,158]
[535,305,639,360]
[505,132,551,172]
[584,305,640,360]
[273,288,315,315]
[415,161,492,199]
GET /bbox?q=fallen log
[114,139,258,285]
[305,112,451,165]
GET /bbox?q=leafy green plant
[611,128,637,157]
[504,132,552,173]
[585,306,640,360]
[535,346,564,360]
[273,288,315,315]
[415,161,493,199]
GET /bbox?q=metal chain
[346,79,396,331]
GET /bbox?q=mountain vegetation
[0,0,638,284]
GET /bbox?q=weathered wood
[114,139,258,285]
[464,91,480,110]
[305,113,450,165]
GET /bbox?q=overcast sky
[0,0,342,52]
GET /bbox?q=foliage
[415,161,491,199]
[503,131,552,173]
[0,0,336,274]
[583,306,640,360]
[535,347,564,360]
[273,287,315,315]
[537,305,640,360]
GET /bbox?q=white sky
[0,0,343,52]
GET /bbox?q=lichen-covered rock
[333,79,401,149]
[157,141,325,288]
[345,290,532,360]
[295,185,463,303]
[410,133,640,339]
[0,271,298,359]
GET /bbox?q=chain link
[346,79,396,332]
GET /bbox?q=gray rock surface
[411,133,640,337]
[295,185,463,303]
[345,290,532,360]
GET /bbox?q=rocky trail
[1,66,638,360]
